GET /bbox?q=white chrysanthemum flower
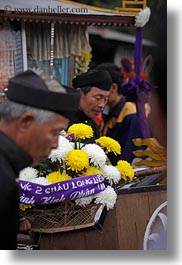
[59,130,67,137]
[49,149,63,162]
[82,144,107,168]
[49,135,73,162]
[75,196,93,207]
[94,186,117,211]
[31,177,51,186]
[57,135,71,148]
[101,165,121,186]
[19,167,38,181]
[135,7,151,28]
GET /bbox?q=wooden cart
[37,184,166,250]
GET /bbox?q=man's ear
[76,87,85,97]
[17,112,35,131]
[110,83,118,92]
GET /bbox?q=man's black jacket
[0,131,32,250]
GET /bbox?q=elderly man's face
[19,114,68,166]
[80,87,109,119]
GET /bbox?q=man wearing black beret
[70,69,112,141]
[0,70,80,249]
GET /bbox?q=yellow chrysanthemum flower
[19,204,32,211]
[81,50,92,62]
[82,166,103,176]
[46,171,71,183]
[116,160,134,182]
[65,149,89,172]
[95,136,121,155]
[67,123,93,140]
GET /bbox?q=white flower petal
[102,165,121,186]
[82,144,107,168]
[19,167,38,181]
[135,7,151,28]
[75,196,94,207]
[31,177,51,186]
[49,135,73,161]
[94,186,117,210]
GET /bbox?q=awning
[0,0,135,26]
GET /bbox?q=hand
[19,218,31,233]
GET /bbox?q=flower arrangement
[19,123,134,212]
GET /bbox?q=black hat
[72,69,112,91]
[95,63,124,94]
[7,70,81,119]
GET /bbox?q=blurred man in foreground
[0,70,80,249]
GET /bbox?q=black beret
[7,70,81,119]
[72,69,112,91]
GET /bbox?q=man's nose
[97,98,107,108]
[52,139,59,150]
